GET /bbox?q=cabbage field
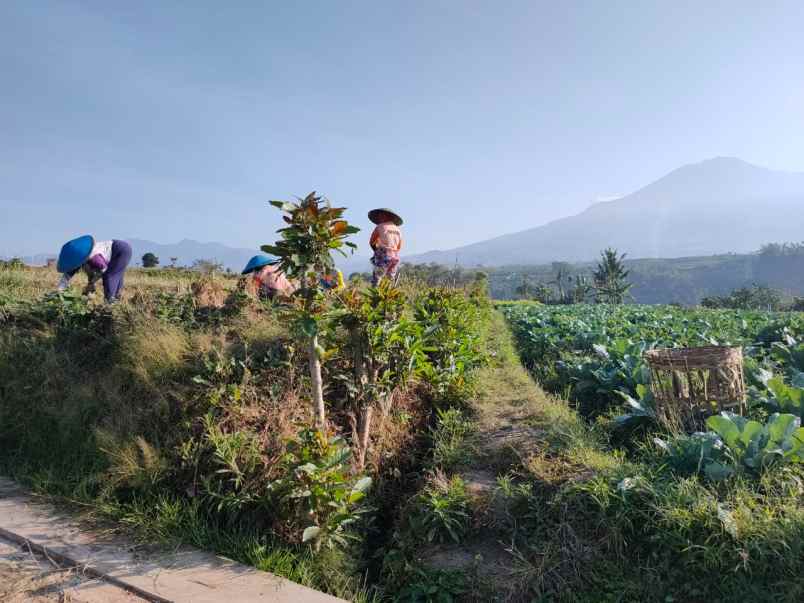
[501,302,804,422]
[497,302,804,601]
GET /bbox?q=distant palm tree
[570,274,594,303]
[593,248,632,304]
[515,275,532,299]
[550,262,572,302]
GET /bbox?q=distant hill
[127,239,372,273]
[8,238,372,274]
[409,157,804,266]
[126,239,256,270]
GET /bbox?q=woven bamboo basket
[644,346,746,432]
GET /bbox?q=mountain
[10,238,372,274]
[409,157,804,266]
[126,239,372,273]
[127,239,257,270]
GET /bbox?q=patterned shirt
[369,222,403,252]
[254,264,297,294]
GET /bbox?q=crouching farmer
[242,255,297,300]
[368,208,403,286]
[57,235,132,303]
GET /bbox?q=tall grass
[0,265,490,601]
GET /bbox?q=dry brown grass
[1,266,238,304]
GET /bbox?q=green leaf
[704,461,734,481]
[300,317,318,338]
[260,245,283,256]
[706,414,740,448]
[302,526,322,543]
[348,491,365,504]
[767,413,800,443]
[739,420,763,447]
[270,200,296,212]
[352,476,372,493]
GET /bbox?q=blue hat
[57,235,94,273]
[242,254,277,275]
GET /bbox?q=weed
[430,408,476,470]
[408,472,471,545]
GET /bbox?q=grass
[0,267,380,599]
[0,265,490,601]
[385,309,803,601]
[430,408,477,470]
[6,265,799,600]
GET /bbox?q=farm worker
[56,236,133,303]
[241,255,297,300]
[368,208,403,286]
[320,269,345,291]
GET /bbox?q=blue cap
[242,254,277,275]
[57,235,94,273]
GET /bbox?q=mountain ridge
[408,157,804,267]
[6,237,372,274]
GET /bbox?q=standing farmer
[56,236,133,303]
[368,208,403,286]
[242,254,297,300]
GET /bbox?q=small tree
[262,192,359,430]
[141,252,159,268]
[169,257,179,268]
[593,248,632,304]
[333,281,419,471]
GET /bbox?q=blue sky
[2,1,804,257]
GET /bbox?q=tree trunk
[354,405,373,472]
[349,326,371,470]
[308,335,326,430]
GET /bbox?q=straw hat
[368,208,403,226]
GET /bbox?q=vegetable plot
[501,302,804,463]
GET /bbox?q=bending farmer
[57,236,133,303]
[368,208,403,286]
[242,254,298,300]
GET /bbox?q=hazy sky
[2,1,804,257]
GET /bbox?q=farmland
[2,261,803,601]
[0,264,491,600]
[500,302,804,419]
[498,301,804,600]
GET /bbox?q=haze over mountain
[9,238,372,274]
[409,158,804,267]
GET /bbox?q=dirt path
[419,311,562,597]
[0,535,143,602]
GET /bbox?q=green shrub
[269,428,372,551]
[396,567,468,603]
[409,473,471,545]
